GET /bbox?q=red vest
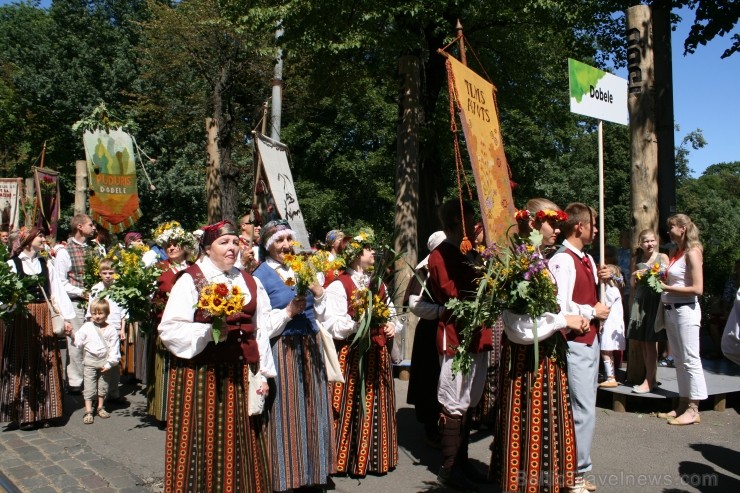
[427,242,493,356]
[183,264,260,365]
[561,249,598,346]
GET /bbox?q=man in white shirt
[55,214,96,394]
[549,203,610,493]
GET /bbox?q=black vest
[12,256,50,303]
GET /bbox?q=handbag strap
[38,284,60,315]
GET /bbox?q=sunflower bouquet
[98,246,162,329]
[0,242,38,320]
[635,261,666,294]
[283,249,344,295]
[196,282,245,343]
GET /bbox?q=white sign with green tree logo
[568,58,628,125]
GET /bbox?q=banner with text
[83,129,141,233]
[255,134,312,251]
[33,168,61,237]
[0,178,23,233]
[446,56,515,246]
[568,58,628,125]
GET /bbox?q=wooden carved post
[627,5,659,385]
[205,117,222,223]
[395,55,423,379]
[74,160,88,216]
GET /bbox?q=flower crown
[341,227,376,264]
[153,220,197,250]
[515,209,568,223]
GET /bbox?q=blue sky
[1,1,737,177]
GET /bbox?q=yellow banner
[446,56,515,246]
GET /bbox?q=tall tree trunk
[395,55,423,368]
[627,5,659,385]
[205,117,222,223]
[652,5,676,231]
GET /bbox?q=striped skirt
[267,333,335,491]
[490,335,577,493]
[471,318,505,427]
[165,359,271,493]
[0,303,64,424]
[146,338,172,422]
[332,339,398,476]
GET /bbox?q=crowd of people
[0,197,735,493]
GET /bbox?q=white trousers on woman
[664,303,708,400]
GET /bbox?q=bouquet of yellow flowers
[283,250,344,296]
[197,282,245,343]
[350,287,393,329]
[635,261,666,294]
[98,246,162,330]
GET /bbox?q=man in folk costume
[549,203,611,493]
[55,214,96,394]
[427,199,493,491]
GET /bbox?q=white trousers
[567,339,600,474]
[664,303,708,400]
[66,304,86,387]
[437,351,490,416]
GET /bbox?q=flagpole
[598,119,606,302]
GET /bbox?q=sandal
[83,412,94,425]
[97,408,111,419]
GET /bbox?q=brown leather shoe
[585,478,597,491]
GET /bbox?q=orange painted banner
[83,129,141,233]
[446,56,515,246]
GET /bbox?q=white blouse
[8,251,76,320]
[157,256,277,378]
[319,267,403,340]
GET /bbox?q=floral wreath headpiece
[153,220,197,250]
[515,209,568,223]
[341,227,376,264]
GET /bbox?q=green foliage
[677,161,740,296]
[0,242,38,320]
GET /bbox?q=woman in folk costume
[320,227,401,476]
[158,221,275,493]
[252,220,335,491]
[146,222,197,426]
[490,199,590,493]
[1,227,76,430]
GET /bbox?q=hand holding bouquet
[635,261,666,294]
[197,282,245,343]
[283,250,344,296]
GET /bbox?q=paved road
[1,375,738,492]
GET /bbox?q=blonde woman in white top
[658,214,707,425]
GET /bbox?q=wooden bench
[598,358,740,412]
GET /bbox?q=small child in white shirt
[66,298,121,424]
[599,264,626,388]
[86,258,127,403]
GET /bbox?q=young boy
[67,298,121,424]
[86,258,127,403]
